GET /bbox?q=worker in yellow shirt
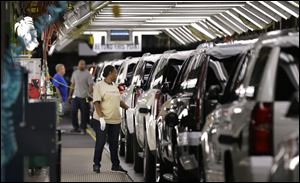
[92,65,131,173]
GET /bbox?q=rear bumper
[234,156,273,182]
[177,131,202,146]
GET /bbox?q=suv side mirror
[161,82,171,94]
[206,85,222,100]
[286,92,299,117]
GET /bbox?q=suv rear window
[275,47,299,101]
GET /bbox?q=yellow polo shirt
[93,80,121,124]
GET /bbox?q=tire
[155,126,173,182]
[125,132,134,163]
[144,134,156,182]
[119,130,125,157]
[133,132,143,173]
[155,154,173,182]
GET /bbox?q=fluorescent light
[145,19,206,23]
[165,28,186,45]
[191,22,216,39]
[272,1,299,18]
[182,26,201,41]
[288,1,299,8]
[226,10,253,31]
[174,28,194,43]
[219,13,245,32]
[95,16,210,19]
[133,31,161,35]
[178,27,197,42]
[207,17,233,35]
[95,16,152,19]
[241,6,270,24]
[175,4,245,8]
[246,2,279,22]
[233,8,264,29]
[100,12,162,15]
[172,29,192,44]
[205,21,226,38]
[143,23,190,26]
[259,1,289,19]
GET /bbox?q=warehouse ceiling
[55,1,299,50]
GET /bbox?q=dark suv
[156,42,253,182]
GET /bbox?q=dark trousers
[71,97,89,130]
[92,119,120,168]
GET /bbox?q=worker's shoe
[111,165,127,173]
[80,129,87,135]
[93,164,100,173]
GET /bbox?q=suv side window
[221,52,251,103]
[249,47,272,94]
[144,61,158,90]
[172,55,192,93]
[164,59,182,88]
[185,54,204,89]
[117,64,125,84]
[143,62,154,85]
[126,63,137,85]
[131,60,144,85]
[275,47,299,101]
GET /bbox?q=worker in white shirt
[92,65,132,174]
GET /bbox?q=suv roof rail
[163,49,176,54]
[196,42,214,50]
[142,52,151,57]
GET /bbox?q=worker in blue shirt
[52,64,68,115]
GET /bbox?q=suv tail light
[155,91,166,118]
[250,103,273,155]
[133,87,141,106]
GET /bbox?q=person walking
[92,65,130,173]
[52,64,68,116]
[68,60,93,134]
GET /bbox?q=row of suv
[93,29,298,182]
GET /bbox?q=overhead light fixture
[172,29,192,44]
[191,22,216,39]
[173,28,194,43]
[259,1,289,19]
[178,27,197,42]
[219,13,245,33]
[133,31,161,35]
[241,5,272,24]
[246,2,279,22]
[288,1,299,8]
[271,1,299,18]
[207,17,233,36]
[226,10,253,31]
[233,8,264,29]
[165,28,186,45]
[143,23,191,26]
[175,4,245,8]
[145,19,205,23]
[205,20,226,38]
[182,26,202,41]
